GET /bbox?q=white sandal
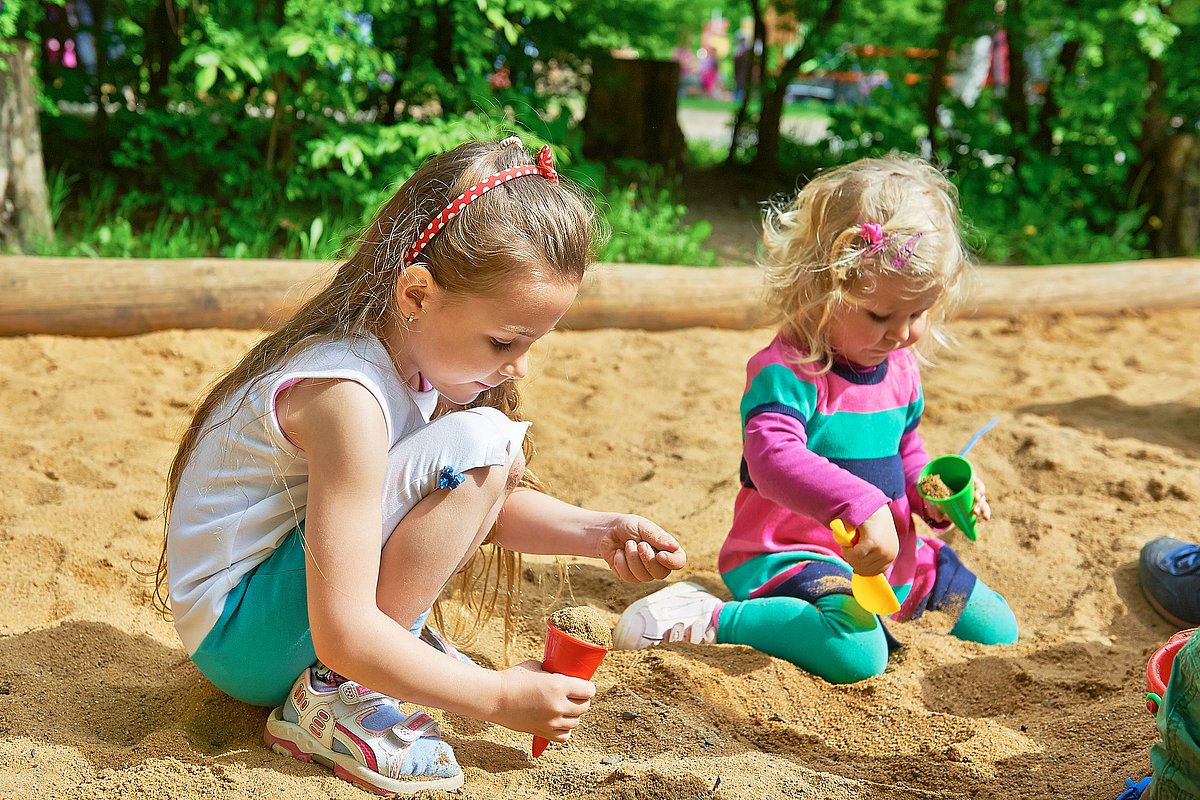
[265,667,464,796]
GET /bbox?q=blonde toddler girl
[614,156,1016,684]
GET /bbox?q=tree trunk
[925,0,969,154]
[582,55,685,168]
[726,0,766,166]
[750,0,844,172]
[1033,0,1081,153]
[1146,135,1200,257]
[433,0,461,113]
[0,41,54,249]
[87,0,110,142]
[752,84,785,172]
[145,0,182,110]
[1002,0,1029,194]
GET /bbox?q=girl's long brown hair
[155,138,596,649]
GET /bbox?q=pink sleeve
[743,411,891,529]
[897,379,950,531]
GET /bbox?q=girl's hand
[491,661,596,741]
[597,514,687,582]
[924,475,992,528]
[844,505,900,576]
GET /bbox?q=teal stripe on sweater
[906,388,925,431]
[741,364,922,460]
[808,407,914,459]
[741,364,817,427]
[722,550,848,599]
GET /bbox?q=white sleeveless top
[167,335,439,654]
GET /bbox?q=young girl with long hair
[158,137,686,794]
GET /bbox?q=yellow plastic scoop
[830,519,901,616]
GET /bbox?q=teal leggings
[1148,630,1200,799]
[716,580,1017,684]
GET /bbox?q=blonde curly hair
[761,155,973,372]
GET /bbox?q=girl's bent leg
[718,595,889,684]
[375,407,529,628]
[948,580,1018,645]
[191,526,318,706]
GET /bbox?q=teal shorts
[187,407,529,706]
[187,525,432,705]
[191,525,432,707]
[190,526,317,706]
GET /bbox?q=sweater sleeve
[743,411,891,530]
[898,380,951,531]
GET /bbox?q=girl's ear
[395,265,439,319]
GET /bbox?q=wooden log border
[1,256,1199,337]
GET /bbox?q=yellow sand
[2,309,1195,798]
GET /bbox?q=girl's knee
[950,582,1019,645]
[819,631,890,684]
[422,409,528,493]
[463,457,520,499]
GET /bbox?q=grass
[678,95,830,122]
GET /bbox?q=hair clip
[891,233,924,269]
[859,224,888,251]
[859,223,887,256]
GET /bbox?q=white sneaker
[612,581,722,650]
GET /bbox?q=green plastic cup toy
[917,454,978,541]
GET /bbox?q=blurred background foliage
[3,0,1198,266]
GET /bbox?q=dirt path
[677,109,828,266]
[677,107,828,149]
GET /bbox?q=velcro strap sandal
[265,667,463,795]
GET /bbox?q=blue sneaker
[1140,537,1200,628]
[1116,776,1152,799]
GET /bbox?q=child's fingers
[629,520,682,553]
[609,550,635,582]
[635,542,683,580]
[612,550,655,582]
[655,546,687,571]
[611,536,686,582]
[973,477,991,521]
[976,496,992,521]
[622,540,655,582]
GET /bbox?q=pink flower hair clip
[857,223,924,269]
[859,223,886,256]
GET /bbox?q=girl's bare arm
[494,488,687,582]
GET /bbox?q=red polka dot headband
[402,142,560,268]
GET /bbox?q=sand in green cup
[917,454,978,541]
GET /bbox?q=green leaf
[196,65,218,94]
[194,50,221,69]
[234,53,263,83]
[285,35,312,58]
